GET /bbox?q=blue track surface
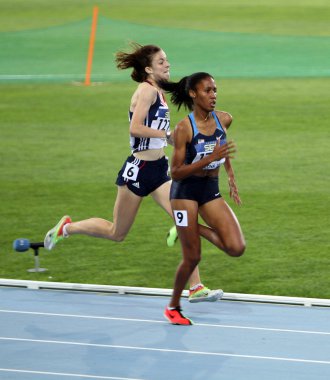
[0,287,329,379]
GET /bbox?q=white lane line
[0,309,164,325]
[0,368,142,379]
[0,309,329,336]
[195,322,330,335]
[1,337,330,365]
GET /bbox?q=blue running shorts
[170,175,221,206]
[116,155,170,197]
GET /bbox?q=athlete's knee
[187,255,201,268]
[105,226,128,242]
[180,235,201,266]
[110,234,126,242]
[226,241,246,257]
[183,250,201,269]
[232,245,245,257]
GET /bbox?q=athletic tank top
[185,111,227,170]
[129,90,170,153]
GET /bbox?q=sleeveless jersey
[129,91,170,153]
[186,111,227,170]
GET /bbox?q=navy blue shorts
[116,155,170,197]
[170,176,221,206]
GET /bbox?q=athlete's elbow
[171,167,182,181]
[171,172,179,181]
[130,126,140,137]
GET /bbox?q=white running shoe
[44,215,71,250]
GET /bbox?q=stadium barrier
[0,278,329,307]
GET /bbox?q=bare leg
[151,181,204,288]
[168,198,245,309]
[66,186,143,242]
[199,198,245,257]
[198,224,226,250]
[167,199,201,308]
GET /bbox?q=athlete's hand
[211,140,236,161]
[228,177,242,206]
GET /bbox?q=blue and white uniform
[129,92,170,153]
[170,111,226,206]
[116,89,171,197]
[186,111,226,170]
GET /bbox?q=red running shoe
[164,306,193,325]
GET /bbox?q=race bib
[173,210,188,227]
[122,162,139,181]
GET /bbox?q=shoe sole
[164,312,193,325]
[188,290,224,303]
[44,215,71,250]
[44,226,57,250]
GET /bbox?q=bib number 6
[122,162,139,181]
[173,210,188,227]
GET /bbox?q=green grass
[0,1,330,299]
[1,0,330,36]
[1,78,329,298]
[2,1,330,81]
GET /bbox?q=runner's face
[193,77,217,111]
[148,50,170,81]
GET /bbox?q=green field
[1,1,329,299]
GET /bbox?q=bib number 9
[174,210,188,227]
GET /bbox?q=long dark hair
[158,72,213,110]
[115,42,161,83]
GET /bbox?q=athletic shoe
[44,215,72,251]
[166,225,178,247]
[164,306,193,325]
[188,285,223,303]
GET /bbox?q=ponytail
[158,72,213,111]
[158,76,192,110]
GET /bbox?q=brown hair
[115,42,162,83]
